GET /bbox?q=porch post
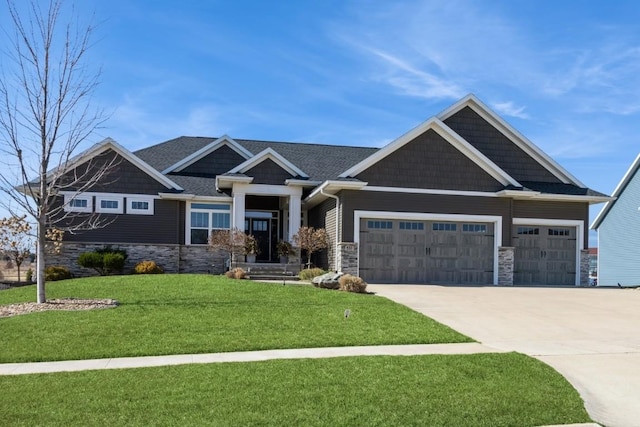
[232,191,246,231]
[288,192,301,241]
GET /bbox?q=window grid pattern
[463,224,487,233]
[367,220,393,230]
[432,223,457,232]
[399,222,424,230]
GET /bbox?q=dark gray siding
[444,106,561,183]
[354,129,504,192]
[246,195,280,210]
[308,197,338,270]
[177,145,245,177]
[64,199,183,244]
[61,149,169,195]
[339,190,512,245]
[513,200,589,247]
[245,159,294,185]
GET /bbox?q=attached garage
[512,223,578,286]
[357,214,498,285]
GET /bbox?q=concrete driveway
[368,284,640,427]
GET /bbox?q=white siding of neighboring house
[598,167,640,286]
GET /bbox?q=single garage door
[513,225,577,285]
[359,218,494,284]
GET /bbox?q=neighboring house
[47,94,609,285]
[591,153,640,286]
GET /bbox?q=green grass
[0,274,470,363]
[0,352,591,426]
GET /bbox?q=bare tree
[0,215,33,282]
[0,0,113,303]
[209,228,249,269]
[292,226,329,269]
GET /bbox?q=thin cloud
[491,101,530,120]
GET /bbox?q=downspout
[319,187,340,272]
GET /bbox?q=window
[63,194,92,213]
[517,227,539,235]
[95,196,123,214]
[127,198,154,215]
[399,221,424,230]
[463,224,487,233]
[548,228,571,236]
[189,203,231,244]
[432,223,457,232]
[367,220,393,230]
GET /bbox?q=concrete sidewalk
[0,342,502,375]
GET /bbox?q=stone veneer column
[337,242,358,276]
[498,246,514,286]
[579,249,590,286]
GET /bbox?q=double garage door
[359,218,495,285]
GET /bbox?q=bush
[103,253,125,275]
[134,260,164,274]
[78,247,127,276]
[225,267,246,280]
[338,274,368,293]
[45,265,72,281]
[78,252,103,271]
[299,268,327,281]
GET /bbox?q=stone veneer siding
[580,249,590,286]
[49,243,227,276]
[498,246,514,286]
[337,242,358,276]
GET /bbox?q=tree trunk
[36,220,46,304]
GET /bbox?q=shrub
[299,267,327,281]
[225,267,246,280]
[78,252,103,272]
[338,274,368,293]
[45,265,72,281]
[78,247,127,276]
[102,253,125,275]
[134,260,164,274]
[25,268,33,283]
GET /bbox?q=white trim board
[228,148,308,178]
[162,135,253,174]
[437,94,584,187]
[339,117,520,188]
[353,210,503,285]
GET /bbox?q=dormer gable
[161,135,253,175]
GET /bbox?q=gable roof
[161,135,253,174]
[437,94,585,186]
[591,153,640,229]
[48,138,183,191]
[228,147,309,178]
[339,116,521,187]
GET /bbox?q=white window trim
[186,201,232,245]
[127,197,155,215]
[95,195,124,214]
[63,194,93,213]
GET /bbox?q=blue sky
[4,0,640,245]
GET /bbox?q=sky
[3,0,640,246]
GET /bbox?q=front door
[245,211,279,262]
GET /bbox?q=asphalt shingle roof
[134,136,379,184]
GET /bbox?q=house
[588,247,598,284]
[591,153,640,286]
[48,94,609,285]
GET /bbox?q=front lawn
[0,274,470,363]
[0,352,591,426]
